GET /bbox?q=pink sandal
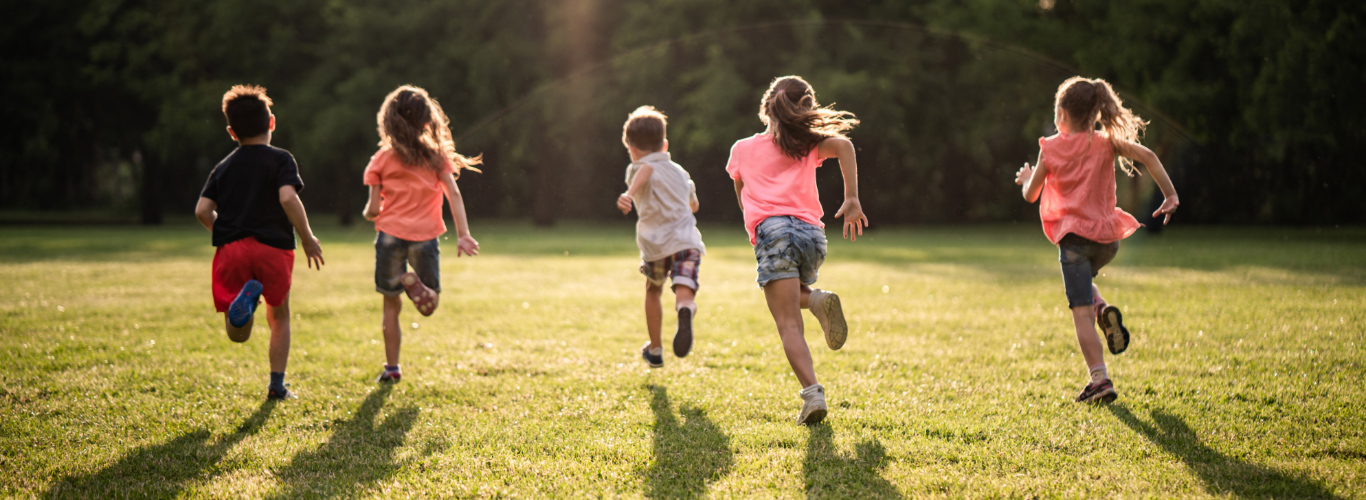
[400,272,438,316]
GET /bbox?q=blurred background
[2,0,1361,227]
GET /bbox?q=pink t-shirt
[362,148,455,242]
[1037,132,1141,244]
[725,134,824,245]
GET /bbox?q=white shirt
[625,151,706,262]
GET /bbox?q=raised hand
[1015,163,1034,186]
[834,198,868,241]
[1153,195,1180,225]
[617,193,634,215]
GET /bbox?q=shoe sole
[799,408,828,425]
[1099,306,1130,354]
[400,273,438,317]
[673,308,693,358]
[228,280,263,328]
[820,293,847,350]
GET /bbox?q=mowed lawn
[1,221,1363,498]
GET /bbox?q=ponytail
[1056,77,1148,176]
[760,76,859,159]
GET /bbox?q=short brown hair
[221,85,274,139]
[622,106,667,152]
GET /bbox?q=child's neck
[237,133,271,146]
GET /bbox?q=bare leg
[673,284,696,311]
[799,285,812,309]
[225,314,254,343]
[266,295,290,373]
[382,295,403,366]
[764,277,818,388]
[1091,284,1108,318]
[1072,306,1106,371]
[645,282,663,350]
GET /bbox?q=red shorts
[211,236,294,312]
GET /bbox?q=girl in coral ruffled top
[1015,77,1179,404]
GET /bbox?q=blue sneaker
[641,342,663,368]
[228,280,263,328]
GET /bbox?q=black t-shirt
[199,145,305,249]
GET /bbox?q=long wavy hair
[759,76,859,159]
[377,85,481,175]
[1055,76,1148,176]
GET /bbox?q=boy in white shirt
[616,106,706,368]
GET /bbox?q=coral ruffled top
[1037,131,1141,244]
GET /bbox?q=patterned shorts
[640,248,702,291]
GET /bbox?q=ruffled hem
[1042,208,1141,244]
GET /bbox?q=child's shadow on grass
[646,384,733,499]
[803,424,902,499]
[268,383,417,499]
[1107,405,1342,499]
[45,399,277,498]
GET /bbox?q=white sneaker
[797,384,827,425]
[809,289,848,350]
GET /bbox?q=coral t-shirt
[362,148,455,242]
[1037,131,1141,244]
[725,134,825,245]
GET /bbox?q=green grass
[1,221,1364,498]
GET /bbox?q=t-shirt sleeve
[724,141,742,180]
[688,179,698,206]
[278,152,305,193]
[363,151,385,186]
[199,169,219,201]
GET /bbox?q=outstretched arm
[818,137,867,241]
[279,185,323,269]
[194,197,217,231]
[1115,140,1179,224]
[617,164,654,215]
[440,173,479,257]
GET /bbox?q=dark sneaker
[1098,305,1130,355]
[673,307,694,358]
[641,342,663,368]
[1075,379,1117,404]
[228,280,263,328]
[375,370,402,383]
[267,385,296,400]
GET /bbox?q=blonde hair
[1055,76,1148,176]
[622,106,667,152]
[760,76,859,159]
[377,85,481,176]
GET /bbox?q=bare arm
[688,180,699,213]
[616,164,654,215]
[440,173,479,257]
[1115,140,1180,224]
[362,185,382,221]
[1016,150,1048,203]
[817,137,868,241]
[194,197,217,231]
[278,185,324,269]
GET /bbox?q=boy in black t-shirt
[195,85,324,400]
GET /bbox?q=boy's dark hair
[623,106,667,152]
[221,85,274,139]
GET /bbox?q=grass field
[1,221,1363,498]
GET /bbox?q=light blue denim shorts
[752,215,827,288]
[374,231,441,296]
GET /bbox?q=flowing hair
[1055,76,1148,176]
[759,76,859,159]
[377,85,481,176]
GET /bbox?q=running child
[195,84,325,400]
[1014,76,1179,403]
[726,76,868,425]
[362,85,481,383]
[615,106,706,368]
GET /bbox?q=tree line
[2,0,1361,225]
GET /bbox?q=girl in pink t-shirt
[1015,77,1179,404]
[726,76,869,425]
[361,85,482,383]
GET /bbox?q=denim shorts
[1058,233,1120,308]
[753,216,827,288]
[375,231,440,296]
[641,248,702,291]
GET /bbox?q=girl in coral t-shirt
[1015,77,1179,404]
[362,85,482,384]
[726,76,868,425]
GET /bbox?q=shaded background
[2,0,1362,227]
